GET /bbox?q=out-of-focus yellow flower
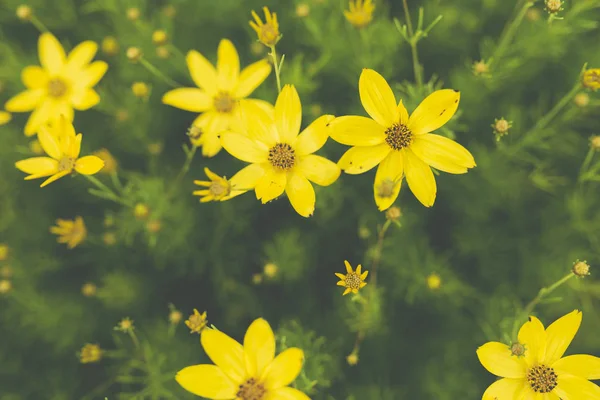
[29,139,44,154]
[79,343,102,364]
[472,60,490,77]
[16,5,32,21]
[221,86,340,217]
[477,310,600,398]
[156,46,170,59]
[582,68,600,91]
[344,0,375,29]
[146,220,162,233]
[152,30,168,46]
[81,282,97,297]
[296,3,310,18]
[185,309,208,334]
[0,244,8,261]
[193,167,233,202]
[249,7,281,47]
[426,273,442,290]
[572,260,591,277]
[102,232,116,246]
[15,117,104,187]
[574,93,589,107]
[131,82,150,98]
[169,309,183,325]
[93,148,118,174]
[50,216,87,249]
[385,206,401,220]
[0,279,11,294]
[252,273,263,284]
[0,111,11,125]
[162,39,272,157]
[590,136,600,151]
[101,36,119,56]
[126,7,140,21]
[176,318,308,399]
[264,262,279,278]
[4,33,108,136]
[133,203,150,220]
[346,352,359,366]
[126,47,142,62]
[148,142,163,155]
[544,0,563,14]
[116,317,134,332]
[329,69,475,209]
[335,260,368,296]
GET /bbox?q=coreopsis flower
[0,110,11,125]
[79,344,102,364]
[162,39,272,157]
[249,7,281,47]
[4,33,108,136]
[185,309,208,334]
[176,318,309,400]
[344,0,375,29]
[477,310,600,399]
[0,244,8,261]
[50,216,87,249]
[426,273,441,290]
[193,168,232,202]
[15,118,104,187]
[329,69,475,209]
[335,260,368,295]
[572,260,590,277]
[221,85,340,217]
[582,68,600,91]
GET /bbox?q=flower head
[16,5,33,21]
[116,317,134,332]
[335,260,368,295]
[176,318,308,400]
[193,168,233,202]
[545,0,563,14]
[79,343,102,364]
[249,7,281,47]
[221,85,340,217]
[329,69,475,209]
[477,310,600,398]
[185,309,208,334]
[4,33,107,136]
[492,117,512,142]
[93,148,118,174]
[131,82,150,98]
[426,273,441,290]
[0,244,8,261]
[50,216,87,249]
[101,36,119,56]
[133,203,150,219]
[81,282,97,297]
[169,309,183,325]
[15,117,104,186]
[162,39,272,157]
[264,263,279,278]
[572,260,590,277]
[344,0,375,29]
[582,68,600,91]
[152,30,168,46]
[0,279,12,294]
[346,352,359,366]
[590,136,600,151]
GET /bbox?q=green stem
[268,45,282,93]
[489,1,534,68]
[533,83,581,133]
[168,145,198,196]
[402,0,423,87]
[84,175,132,207]
[578,148,595,183]
[370,219,392,287]
[128,330,140,349]
[29,15,48,33]
[139,57,181,88]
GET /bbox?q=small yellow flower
[329,69,475,210]
[156,46,170,59]
[335,260,368,296]
[472,60,490,77]
[477,310,600,398]
[4,33,108,136]
[169,310,183,325]
[126,7,140,21]
[185,309,208,334]
[0,244,8,261]
[590,136,600,151]
[131,82,150,98]
[101,36,119,56]
[29,139,44,154]
[176,318,308,400]
[426,273,442,290]
[296,4,310,18]
[162,39,272,157]
[148,142,163,155]
[16,5,33,21]
[574,92,589,107]
[133,203,150,220]
[249,7,281,47]
[264,262,279,278]
[544,0,563,14]
[79,343,102,364]
[50,216,87,249]
[492,118,512,141]
[385,206,402,220]
[126,47,143,62]
[582,68,600,91]
[252,273,263,284]
[15,117,104,187]
[346,352,359,366]
[81,282,97,297]
[572,260,591,277]
[344,0,375,29]
[116,317,134,332]
[0,110,11,126]
[0,279,12,294]
[152,30,168,46]
[193,168,233,202]
[93,148,118,174]
[103,232,116,246]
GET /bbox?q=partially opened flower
[50,216,87,249]
[4,33,108,136]
[176,318,310,400]
[477,310,600,399]
[193,167,258,202]
[221,85,340,217]
[162,39,272,157]
[329,69,475,210]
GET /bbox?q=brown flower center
[213,92,235,113]
[58,157,76,172]
[48,78,68,98]
[527,365,557,393]
[385,123,413,150]
[268,143,296,170]
[236,378,266,400]
[344,273,362,290]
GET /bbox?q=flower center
[344,273,362,290]
[236,378,266,400]
[527,365,558,393]
[209,181,230,199]
[48,78,68,98]
[260,25,279,45]
[58,157,76,172]
[213,92,235,113]
[268,143,296,170]
[385,123,412,151]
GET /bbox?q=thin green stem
[269,45,282,93]
[402,0,415,37]
[578,148,595,183]
[533,83,581,133]
[128,330,140,349]
[168,145,198,196]
[84,175,132,207]
[489,1,534,67]
[139,57,181,88]
[29,15,48,33]
[402,0,423,87]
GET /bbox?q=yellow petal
[40,170,71,187]
[38,33,66,74]
[200,328,246,383]
[360,270,369,280]
[37,126,61,159]
[201,131,223,158]
[255,168,286,203]
[162,88,213,112]
[338,144,390,174]
[75,156,104,175]
[235,59,272,98]
[263,387,311,400]
[229,163,266,195]
[64,41,98,75]
[404,149,436,207]
[217,39,239,91]
[285,172,316,217]
[408,89,460,135]
[243,318,275,378]
[328,116,385,146]
[356,264,362,275]
[295,114,335,156]
[543,310,582,365]
[221,132,269,163]
[374,151,404,211]
[553,355,600,380]
[0,111,11,125]
[5,89,44,112]
[410,134,475,174]
[77,61,108,88]
[187,50,218,94]
[342,288,352,295]
[345,260,352,273]
[359,69,399,127]
[476,342,527,378]
[482,378,528,400]
[262,348,305,389]
[175,364,238,399]
[24,100,55,136]
[15,157,58,176]
[518,316,546,367]
[297,155,340,186]
[275,85,302,143]
[71,89,100,110]
[237,100,278,146]
[54,103,74,125]
[22,66,48,89]
[335,273,346,280]
[553,374,600,399]
[397,100,409,125]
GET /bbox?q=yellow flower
[116,317,134,332]
[152,30,168,46]
[193,167,233,202]
[169,309,183,325]
[344,0,375,29]
[582,68,600,91]
[131,82,150,98]
[133,203,150,220]
[249,7,281,47]
[346,352,359,366]
[426,273,441,290]
[81,282,97,297]
[477,310,600,399]
[0,244,8,261]
[263,263,278,278]
[176,318,309,400]
[221,85,341,217]
[50,216,87,249]
[93,148,118,174]
[79,343,102,364]
[329,69,475,209]
[15,117,104,187]
[101,36,119,56]
[185,309,208,334]
[0,279,12,294]
[4,33,108,136]
[162,39,272,157]
[0,110,11,125]
[335,260,368,295]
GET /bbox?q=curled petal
[295,114,335,155]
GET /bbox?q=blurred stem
[578,148,595,183]
[268,45,283,93]
[489,1,534,68]
[168,144,198,196]
[84,175,132,207]
[128,330,140,349]
[139,57,181,88]
[402,0,423,87]
[29,16,48,33]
